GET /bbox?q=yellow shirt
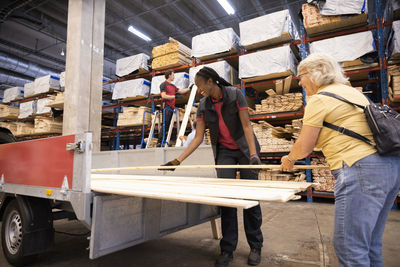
[302,83,377,170]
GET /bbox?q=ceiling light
[128,26,152,42]
[61,48,65,56]
[217,0,235,15]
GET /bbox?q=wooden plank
[210,219,221,239]
[91,183,259,209]
[197,48,238,62]
[243,32,292,51]
[175,85,198,147]
[91,180,298,202]
[283,76,292,94]
[92,164,328,173]
[275,79,284,95]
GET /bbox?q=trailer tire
[0,127,16,144]
[1,200,35,266]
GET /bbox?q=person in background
[158,69,191,147]
[162,67,263,267]
[280,53,400,267]
[179,120,204,147]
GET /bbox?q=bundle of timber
[152,37,191,70]
[116,53,150,77]
[252,122,294,152]
[3,87,24,103]
[46,92,64,109]
[254,92,302,114]
[18,101,36,119]
[309,31,376,70]
[112,78,150,100]
[259,169,306,182]
[34,75,60,95]
[239,45,298,82]
[191,28,240,61]
[14,122,34,137]
[150,72,189,95]
[35,97,54,115]
[0,122,17,135]
[302,3,367,37]
[34,116,62,134]
[311,157,335,192]
[388,65,400,103]
[239,9,297,50]
[189,60,238,85]
[91,174,314,207]
[0,104,19,119]
[23,82,35,98]
[117,106,152,127]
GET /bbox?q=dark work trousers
[216,146,263,253]
[158,106,174,145]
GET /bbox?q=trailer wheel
[0,127,16,144]
[1,200,35,266]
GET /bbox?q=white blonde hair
[298,53,348,87]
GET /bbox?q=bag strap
[323,121,374,146]
[318,91,366,109]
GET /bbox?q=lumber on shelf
[91,164,329,173]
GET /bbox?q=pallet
[197,48,238,62]
[243,32,293,51]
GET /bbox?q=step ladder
[145,108,180,148]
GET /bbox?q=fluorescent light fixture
[128,26,152,42]
[217,0,235,15]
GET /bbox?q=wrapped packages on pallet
[15,122,34,137]
[34,75,60,95]
[112,78,150,100]
[3,87,24,103]
[389,21,400,59]
[239,45,297,81]
[150,72,189,95]
[18,101,36,119]
[309,0,367,15]
[191,28,240,59]
[0,104,19,119]
[35,98,53,115]
[59,71,65,88]
[116,53,150,77]
[239,9,297,50]
[117,106,152,127]
[189,61,238,85]
[34,117,62,134]
[309,31,375,64]
[23,82,35,98]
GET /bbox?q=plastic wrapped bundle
[389,21,400,59]
[112,78,150,100]
[59,71,65,88]
[308,0,367,15]
[34,75,60,94]
[3,87,24,103]
[189,61,238,86]
[24,82,35,98]
[151,73,189,95]
[116,53,150,77]
[309,31,375,63]
[240,10,297,50]
[35,98,53,115]
[239,45,298,81]
[18,101,36,119]
[191,28,240,59]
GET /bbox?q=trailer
[0,129,219,265]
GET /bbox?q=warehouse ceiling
[0,0,305,93]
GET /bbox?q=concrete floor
[1,201,399,267]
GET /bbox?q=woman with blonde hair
[280,53,400,266]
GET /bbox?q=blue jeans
[331,153,400,267]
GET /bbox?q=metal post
[375,0,388,104]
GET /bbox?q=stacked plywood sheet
[33,117,62,135]
[254,93,302,114]
[152,37,191,70]
[302,3,367,37]
[311,157,335,192]
[14,122,34,137]
[259,169,306,182]
[0,104,19,119]
[0,122,17,135]
[117,106,152,127]
[388,65,400,102]
[252,122,294,152]
[46,92,64,109]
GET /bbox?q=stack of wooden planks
[15,122,34,137]
[388,65,400,103]
[252,121,294,153]
[152,37,192,70]
[91,173,315,209]
[117,106,152,127]
[254,92,302,114]
[0,104,19,119]
[46,92,64,109]
[258,169,306,182]
[0,122,17,135]
[311,157,335,192]
[34,116,63,135]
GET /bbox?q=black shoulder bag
[318,91,400,155]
